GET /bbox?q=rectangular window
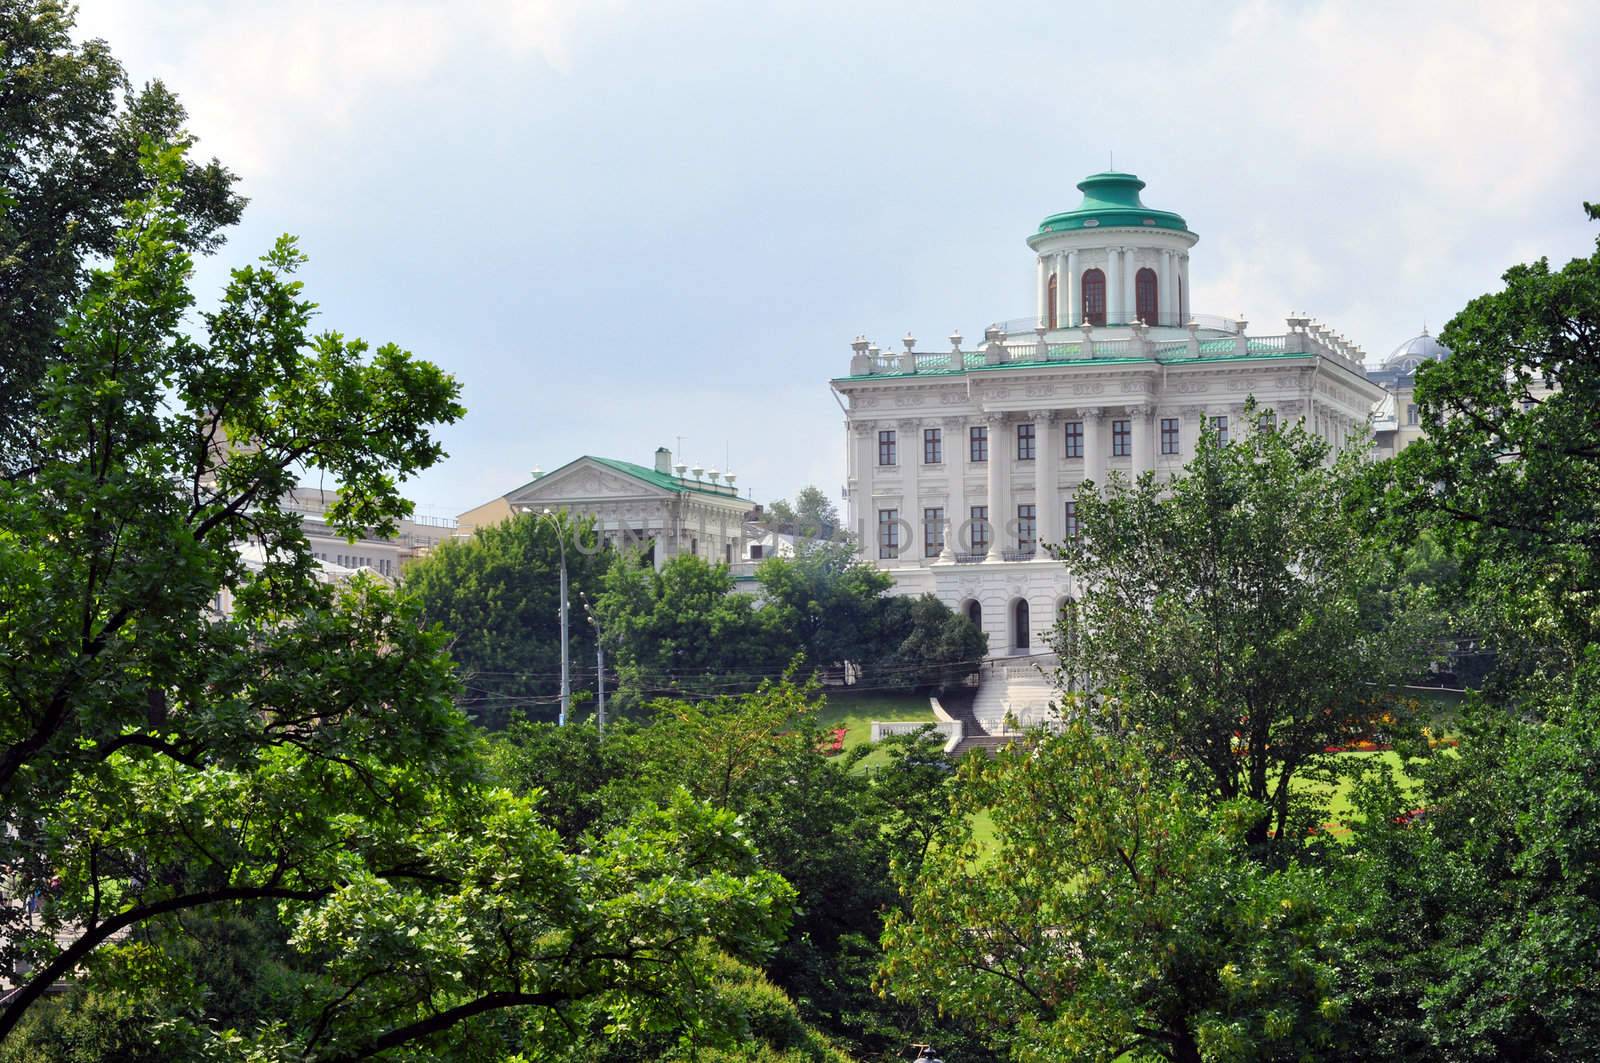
[878,430,897,466]
[1406,404,1419,426]
[1064,420,1083,458]
[1160,417,1180,455]
[878,509,900,559]
[1017,504,1037,547]
[969,425,988,463]
[750,543,764,560]
[1211,415,1230,446]
[1257,408,1277,433]
[923,427,942,464]
[1016,422,1036,461]
[924,506,945,557]
[969,505,990,552]
[1064,500,1079,540]
[1112,418,1132,457]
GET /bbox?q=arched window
[1081,269,1106,326]
[964,599,982,629]
[1136,267,1158,325]
[1012,599,1030,651]
[1046,274,1059,329]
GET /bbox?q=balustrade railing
[847,315,1363,377]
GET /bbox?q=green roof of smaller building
[587,456,746,501]
[1037,172,1191,236]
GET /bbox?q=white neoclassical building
[460,449,754,569]
[831,171,1387,657]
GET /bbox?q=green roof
[586,456,746,501]
[1037,172,1191,236]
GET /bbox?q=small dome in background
[1383,328,1451,375]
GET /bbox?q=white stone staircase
[971,653,1061,734]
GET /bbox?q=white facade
[481,450,754,569]
[831,172,1387,655]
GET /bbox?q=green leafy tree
[0,0,245,466]
[597,554,798,700]
[881,725,1351,1063]
[765,485,842,540]
[0,156,791,1057]
[1055,413,1439,850]
[866,593,987,692]
[405,510,611,728]
[1377,201,1600,664]
[1340,655,1600,1060]
[755,539,891,672]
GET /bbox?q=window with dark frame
[1211,415,1229,446]
[1081,268,1107,326]
[923,427,942,464]
[1065,420,1083,458]
[1406,404,1418,426]
[878,509,899,559]
[924,506,944,557]
[1016,422,1036,461]
[1112,418,1132,457]
[1160,417,1180,455]
[969,505,990,551]
[878,429,896,466]
[1064,499,1079,539]
[1136,267,1159,325]
[970,425,988,463]
[1017,504,1036,548]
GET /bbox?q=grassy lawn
[815,690,937,770]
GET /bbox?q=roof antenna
[1109,150,1114,171]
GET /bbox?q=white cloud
[73,0,612,178]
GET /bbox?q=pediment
[504,458,673,507]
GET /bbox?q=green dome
[1036,172,1191,235]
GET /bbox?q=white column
[1065,250,1080,327]
[1160,250,1175,326]
[1107,248,1122,326]
[1122,248,1137,327]
[1130,404,1153,476]
[853,422,876,562]
[1036,411,1060,548]
[940,417,964,560]
[984,412,1008,562]
[1079,407,1105,491]
[1036,256,1048,327]
[900,418,920,566]
[1178,253,1191,322]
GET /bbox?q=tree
[755,539,891,672]
[597,554,797,700]
[0,0,245,467]
[404,510,611,728]
[1377,201,1600,660]
[1338,653,1600,1060]
[765,485,842,540]
[1054,412,1439,850]
[867,593,987,693]
[0,157,791,1057]
[881,724,1351,1063]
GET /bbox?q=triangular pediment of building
[503,457,676,508]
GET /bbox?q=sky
[74,0,1600,519]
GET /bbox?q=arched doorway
[1012,599,1030,652]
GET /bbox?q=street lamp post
[536,507,570,727]
[581,592,605,736]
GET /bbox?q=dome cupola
[1026,171,1198,331]
[1036,171,1192,236]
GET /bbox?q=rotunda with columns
[831,171,1386,658]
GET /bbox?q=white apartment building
[832,171,1386,656]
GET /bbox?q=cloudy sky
[75,0,1600,518]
